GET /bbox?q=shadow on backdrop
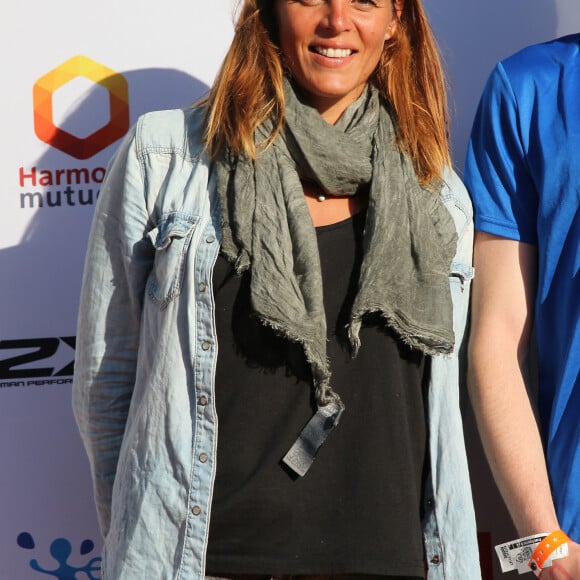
[1,68,209,337]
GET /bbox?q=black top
[207,210,428,577]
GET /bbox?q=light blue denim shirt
[73,107,481,579]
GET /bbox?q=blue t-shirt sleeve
[464,62,538,244]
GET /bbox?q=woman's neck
[302,181,369,227]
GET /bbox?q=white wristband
[495,532,569,575]
[495,533,549,574]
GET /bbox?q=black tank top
[207,210,427,578]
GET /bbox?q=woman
[73,1,480,578]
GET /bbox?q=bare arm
[468,232,580,578]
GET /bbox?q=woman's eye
[354,0,379,7]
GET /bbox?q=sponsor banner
[1,1,579,578]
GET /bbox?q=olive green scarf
[216,79,457,475]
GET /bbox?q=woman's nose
[320,0,352,34]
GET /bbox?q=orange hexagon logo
[33,55,129,160]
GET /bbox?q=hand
[540,540,580,579]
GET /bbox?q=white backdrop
[1,2,579,578]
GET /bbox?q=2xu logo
[0,337,75,380]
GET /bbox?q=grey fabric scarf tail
[216,79,457,476]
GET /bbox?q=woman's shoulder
[133,105,207,161]
[439,168,474,259]
[440,167,473,221]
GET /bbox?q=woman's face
[276,0,403,123]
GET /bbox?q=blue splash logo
[17,532,101,579]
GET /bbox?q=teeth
[314,47,352,58]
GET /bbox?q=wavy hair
[202,0,451,185]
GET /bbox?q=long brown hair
[203,0,451,185]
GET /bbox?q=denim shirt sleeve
[423,168,481,579]
[72,124,154,537]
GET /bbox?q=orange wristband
[529,530,571,573]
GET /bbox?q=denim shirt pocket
[146,212,198,309]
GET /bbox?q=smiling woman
[72,0,481,578]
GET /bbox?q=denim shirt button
[198,395,208,406]
[199,282,207,292]
[431,555,441,565]
[427,498,434,508]
[202,340,211,351]
[206,235,216,244]
[191,505,202,516]
[199,453,208,463]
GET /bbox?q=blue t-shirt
[465,34,580,541]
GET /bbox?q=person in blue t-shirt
[465,34,580,579]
